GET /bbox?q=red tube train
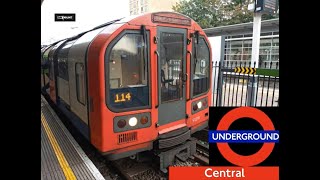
[41,12,211,171]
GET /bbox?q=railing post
[246,12,261,106]
[247,63,257,106]
[214,36,225,107]
[216,61,223,106]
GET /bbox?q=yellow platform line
[41,112,76,180]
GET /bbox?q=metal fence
[212,61,279,107]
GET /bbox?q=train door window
[48,54,55,80]
[57,57,68,81]
[192,37,210,97]
[106,31,150,111]
[76,63,86,105]
[159,32,184,103]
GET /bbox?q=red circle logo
[216,107,275,167]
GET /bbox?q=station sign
[255,0,278,14]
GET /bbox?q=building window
[224,32,279,66]
[261,32,272,36]
[75,63,86,105]
[231,35,244,39]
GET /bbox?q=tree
[173,0,279,28]
[172,0,223,28]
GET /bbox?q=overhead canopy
[204,18,279,37]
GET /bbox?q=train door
[41,46,53,93]
[48,42,63,104]
[48,40,67,104]
[68,42,89,125]
[48,51,57,103]
[157,27,187,126]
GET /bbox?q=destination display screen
[255,0,278,14]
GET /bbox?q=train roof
[46,12,201,47]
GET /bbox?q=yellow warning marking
[234,67,256,74]
[41,113,76,180]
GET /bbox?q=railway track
[191,128,210,166]
[110,158,167,180]
[194,141,209,165]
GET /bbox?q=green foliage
[173,0,279,28]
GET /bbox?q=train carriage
[41,12,212,172]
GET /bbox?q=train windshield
[106,31,150,111]
[192,37,210,97]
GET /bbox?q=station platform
[41,95,105,180]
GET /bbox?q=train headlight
[197,101,202,109]
[129,117,138,127]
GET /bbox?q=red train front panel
[86,12,212,158]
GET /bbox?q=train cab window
[106,32,149,111]
[192,37,210,97]
[76,63,86,105]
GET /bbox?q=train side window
[75,63,86,105]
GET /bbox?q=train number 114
[114,93,131,103]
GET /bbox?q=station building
[204,18,279,68]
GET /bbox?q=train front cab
[87,12,212,161]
